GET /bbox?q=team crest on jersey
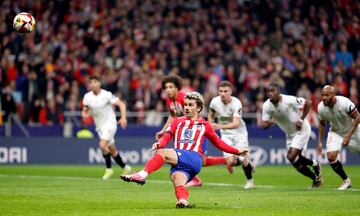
[184,129,193,139]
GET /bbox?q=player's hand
[316,142,323,156]
[211,123,221,130]
[295,119,303,130]
[118,117,127,129]
[151,142,160,151]
[155,131,164,140]
[81,110,89,118]
[237,148,248,156]
[342,134,351,146]
[262,120,275,129]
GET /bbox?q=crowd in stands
[0,0,359,126]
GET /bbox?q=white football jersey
[83,89,119,128]
[318,96,357,135]
[209,96,248,136]
[262,94,310,135]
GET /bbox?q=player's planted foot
[309,176,323,189]
[244,179,254,189]
[338,178,352,190]
[122,165,132,175]
[120,173,146,185]
[185,176,202,187]
[102,168,114,180]
[176,199,189,208]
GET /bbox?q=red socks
[144,154,165,174]
[175,185,189,201]
[204,156,226,166]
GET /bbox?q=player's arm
[207,108,216,123]
[114,98,127,129]
[295,99,312,130]
[260,120,275,129]
[81,105,90,118]
[205,123,247,155]
[156,112,174,140]
[215,117,240,130]
[343,108,360,146]
[259,103,275,129]
[317,119,326,155]
[152,118,177,151]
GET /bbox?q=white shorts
[96,123,117,145]
[285,124,311,153]
[326,129,360,153]
[221,134,249,158]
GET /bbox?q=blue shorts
[170,149,202,182]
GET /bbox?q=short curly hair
[161,75,182,90]
[184,92,204,112]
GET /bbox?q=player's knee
[287,153,296,162]
[327,152,338,163]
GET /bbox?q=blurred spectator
[144,100,164,127]
[0,85,16,122]
[0,0,359,126]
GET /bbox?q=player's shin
[175,185,189,201]
[291,158,316,180]
[103,153,112,168]
[112,153,126,168]
[144,154,165,174]
[330,160,348,180]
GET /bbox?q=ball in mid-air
[13,12,35,33]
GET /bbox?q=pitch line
[0,174,359,191]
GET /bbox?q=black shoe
[309,176,323,189]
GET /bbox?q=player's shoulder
[317,101,325,112]
[231,96,241,105]
[210,96,221,104]
[84,91,93,99]
[281,94,295,101]
[174,116,187,123]
[197,117,210,126]
[336,95,352,104]
[263,99,272,109]
[100,89,112,95]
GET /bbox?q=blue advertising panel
[1,137,359,165]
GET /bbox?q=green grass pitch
[0,165,359,215]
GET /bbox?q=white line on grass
[0,174,359,191]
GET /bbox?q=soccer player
[155,75,228,187]
[317,85,360,190]
[260,83,322,189]
[82,76,132,180]
[121,92,248,208]
[208,81,255,189]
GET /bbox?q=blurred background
[0,0,359,165]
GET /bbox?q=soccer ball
[13,12,36,33]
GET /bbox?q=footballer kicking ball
[13,12,36,33]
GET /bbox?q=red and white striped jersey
[158,116,240,157]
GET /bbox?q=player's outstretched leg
[185,176,202,187]
[120,153,165,186]
[120,172,147,185]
